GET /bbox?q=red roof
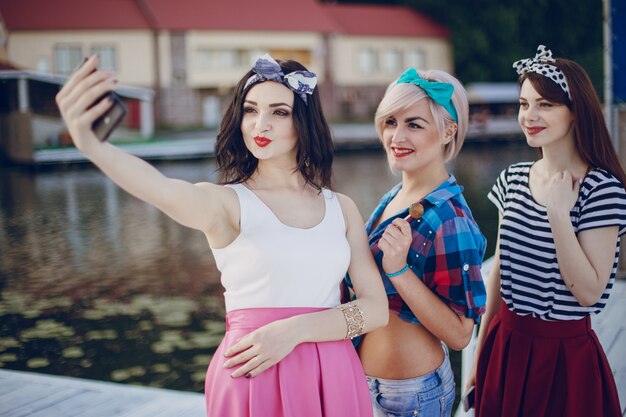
[147,0,338,32]
[0,0,447,38]
[0,0,151,30]
[324,3,448,37]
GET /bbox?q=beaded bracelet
[335,302,364,340]
[384,264,409,278]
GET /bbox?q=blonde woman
[347,68,487,417]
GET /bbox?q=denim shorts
[366,345,455,417]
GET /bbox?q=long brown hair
[520,58,626,186]
[215,59,334,191]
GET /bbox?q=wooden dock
[28,122,522,165]
[0,369,204,417]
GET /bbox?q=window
[36,56,50,73]
[54,45,82,76]
[268,50,311,66]
[405,49,425,70]
[358,48,377,74]
[382,49,402,73]
[247,49,267,66]
[90,45,117,71]
[196,49,240,70]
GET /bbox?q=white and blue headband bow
[244,54,317,105]
[513,45,571,100]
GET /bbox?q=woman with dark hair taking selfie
[56,54,388,417]
[464,45,625,417]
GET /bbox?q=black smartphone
[92,92,127,142]
[75,57,127,142]
[462,385,475,412]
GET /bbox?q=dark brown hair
[215,59,334,191]
[520,58,626,186]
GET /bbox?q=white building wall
[331,35,452,86]
[7,30,155,87]
[185,30,326,88]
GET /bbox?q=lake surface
[0,141,535,393]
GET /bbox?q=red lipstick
[391,147,415,158]
[254,136,271,147]
[526,127,545,136]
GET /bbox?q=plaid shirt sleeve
[420,216,487,322]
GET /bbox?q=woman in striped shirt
[465,45,625,417]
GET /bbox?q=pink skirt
[475,301,621,417]
[204,307,374,417]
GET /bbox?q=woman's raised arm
[56,55,234,238]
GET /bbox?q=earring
[305,158,311,168]
[445,124,457,141]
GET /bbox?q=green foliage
[334,0,605,96]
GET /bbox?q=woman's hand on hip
[222,319,298,378]
[379,218,412,274]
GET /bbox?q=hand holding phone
[76,57,127,142]
[462,385,475,412]
[92,92,127,142]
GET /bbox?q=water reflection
[0,142,535,392]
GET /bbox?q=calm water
[0,141,535,393]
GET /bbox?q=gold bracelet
[335,302,364,339]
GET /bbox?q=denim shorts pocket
[375,391,419,416]
[439,383,455,417]
[415,380,455,417]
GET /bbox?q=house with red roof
[0,0,451,127]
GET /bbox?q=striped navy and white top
[489,162,626,321]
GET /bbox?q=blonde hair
[374,69,469,162]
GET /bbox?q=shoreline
[4,121,523,166]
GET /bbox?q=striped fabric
[489,162,626,320]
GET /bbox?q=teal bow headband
[396,68,458,123]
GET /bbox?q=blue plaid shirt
[346,175,487,325]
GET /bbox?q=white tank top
[211,183,351,312]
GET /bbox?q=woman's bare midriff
[359,312,444,379]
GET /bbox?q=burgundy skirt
[475,301,621,417]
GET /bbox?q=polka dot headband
[513,45,571,100]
